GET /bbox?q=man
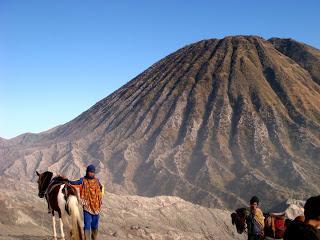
[284,195,320,240]
[246,196,265,240]
[69,164,104,240]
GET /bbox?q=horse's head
[36,170,53,198]
[231,207,248,234]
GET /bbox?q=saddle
[46,176,69,195]
[45,175,70,213]
[270,212,286,219]
[265,212,286,238]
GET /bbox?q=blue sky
[1,0,319,139]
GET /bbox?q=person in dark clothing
[69,164,104,240]
[284,195,320,240]
[246,196,265,240]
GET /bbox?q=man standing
[246,196,265,240]
[69,164,104,240]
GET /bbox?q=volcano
[1,35,320,209]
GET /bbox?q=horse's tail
[67,195,84,240]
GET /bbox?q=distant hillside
[1,36,319,209]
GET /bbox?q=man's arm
[69,177,84,185]
[97,179,105,197]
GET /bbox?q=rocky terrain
[0,176,304,239]
[1,35,319,213]
[0,177,244,240]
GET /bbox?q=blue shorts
[83,210,100,230]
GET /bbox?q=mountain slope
[0,177,244,240]
[1,35,320,209]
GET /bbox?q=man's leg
[91,214,100,240]
[83,211,92,240]
[247,235,260,240]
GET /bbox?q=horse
[231,208,248,234]
[231,208,286,239]
[36,170,84,240]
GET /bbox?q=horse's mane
[42,171,69,184]
[52,175,69,183]
[43,171,53,177]
[40,171,54,184]
[38,171,69,192]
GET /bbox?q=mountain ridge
[1,35,320,209]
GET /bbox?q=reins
[40,197,51,236]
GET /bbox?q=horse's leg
[57,185,66,240]
[52,212,57,240]
[46,194,52,213]
[61,213,72,238]
[57,209,66,240]
[59,217,65,240]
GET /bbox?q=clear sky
[1,0,319,139]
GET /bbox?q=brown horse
[231,208,286,239]
[36,170,84,240]
[231,208,248,234]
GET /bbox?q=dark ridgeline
[1,36,320,209]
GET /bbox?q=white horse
[36,170,84,240]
